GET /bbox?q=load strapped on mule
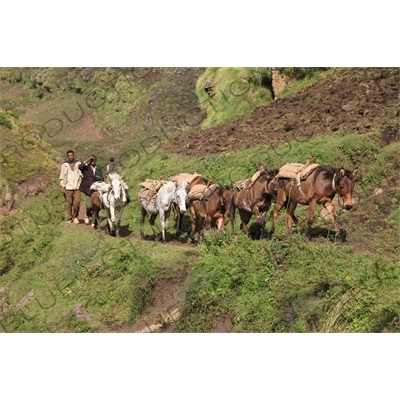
[275,156,319,203]
[167,172,211,237]
[169,172,212,191]
[233,165,270,192]
[138,177,167,206]
[90,181,112,207]
[186,183,220,202]
[186,184,206,201]
[169,171,213,202]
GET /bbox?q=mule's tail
[229,197,236,233]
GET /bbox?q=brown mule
[230,168,278,239]
[270,166,357,239]
[187,184,234,242]
[171,174,210,237]
[91,191,102,229]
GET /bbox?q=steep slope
[0,67,399,334]
[0,108,59,215]
[164,68,399,157]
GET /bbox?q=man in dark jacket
[79,155,103,225]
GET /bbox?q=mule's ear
[340,168,345,177]
[352,168,358,178]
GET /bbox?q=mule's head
[264,170,279,199]
[266,177,278,198]
[110,177,123,200]
[175,180,188,213]
[337,168,357,210]
[221,184,234,210]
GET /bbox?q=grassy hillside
[0,108,60,214]
[0,67,399,333]
[0,67,204,147]
[1,129,398,332]
[195,67,324,128]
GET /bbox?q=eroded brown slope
[164,68,399,157]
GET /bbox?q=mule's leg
[163,210,171,244]
[259,212,267,239]
[204,214,212,230]
[305,201,317,239]
[106,209,115,236]
[173,202,182,237]
[324,201,341,239]
[159,209,169,244]
[285,201,298,235]
[188,204,197,242]
[109,218,115,236]
[149,213,159,239]
[140,206,146,239]
[271,198,286,235]
[216,215,225,231]
[110,207,116,223]
[116,208,124,236]
[229,201,236,234]
[93,208,99,229]
[198,215,205,241]
[239,209,251,236]
[251,206,264,239]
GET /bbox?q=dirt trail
[76,204,195,332]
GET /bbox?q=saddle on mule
[139,178,167,204]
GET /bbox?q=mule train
[88,158,357,243]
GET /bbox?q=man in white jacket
[59,150,83,223]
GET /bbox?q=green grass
[0,108,59,185]
[176,234,400,333]
[196,67,274,128]
[1,68,399,333]
[196,67,327,128]
[0,188,197,332]
[2,128,398,332]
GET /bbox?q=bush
[177,232,400,332]
[0,113,12,129]
[363,142,400,187]
[278,67,327,80]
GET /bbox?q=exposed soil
[73,114,104,140]
[164,68,400,157]
[123,268,188,333]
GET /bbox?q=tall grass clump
[196,68,273,128]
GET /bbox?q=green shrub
[0,113,12,129]
[363,142,400,187]
[196,67,274,128]
[177,232,400,332]
[278,67,327,80]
